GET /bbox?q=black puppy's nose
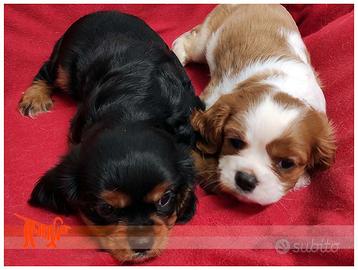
[235,171,258,192]
[128,235,153,254]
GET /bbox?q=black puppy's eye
[96,203,115,216]
[158,191,173,207]
[230,138,246,150]
[157,190,175,215]
[278,159,296,170]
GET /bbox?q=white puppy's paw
[172,32,190,66]
[294,173,311,191]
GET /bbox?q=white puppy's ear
[191,101,231,155]
[307,111,336,170]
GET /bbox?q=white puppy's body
[173,5,325,112]
[172,4,335,205]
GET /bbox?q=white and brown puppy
[172,4,336,205]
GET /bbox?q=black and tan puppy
[19,11,203,262]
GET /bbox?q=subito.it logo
[275,238,291,254]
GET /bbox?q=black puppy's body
[21,11,203,262]
[31,11,200,144]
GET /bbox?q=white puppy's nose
[235,171,258,192]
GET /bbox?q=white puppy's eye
[230,138,246,150]
[278,159,295,170]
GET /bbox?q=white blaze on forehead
[244,94,301,146]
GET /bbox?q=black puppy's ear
[28,147,80,215]
[175,146,197,224]
[176,186,197,224]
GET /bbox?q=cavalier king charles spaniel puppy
[19,11,203,262]
[172,4,336,205]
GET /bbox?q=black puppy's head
[29,123,196,262]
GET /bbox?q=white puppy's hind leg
[172,24,209,66]
[172,31,192,66]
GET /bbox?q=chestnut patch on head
[221,121,248,156]
[192,84,270,156]
[266,107,336,190]
[266,136,308,190]
[101,190,131,208]
[145,182,171,203]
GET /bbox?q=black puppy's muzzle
[127,225,154,254]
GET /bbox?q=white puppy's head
[192,85,335,205]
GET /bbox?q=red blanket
[4,4,354,266]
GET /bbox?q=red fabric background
[4,4,354,266]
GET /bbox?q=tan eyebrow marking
[101,190,131,208]
[145,182,171,203]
